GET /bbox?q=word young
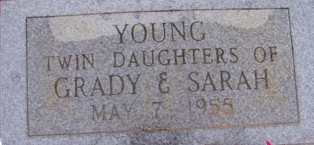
[114,21,206,43]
